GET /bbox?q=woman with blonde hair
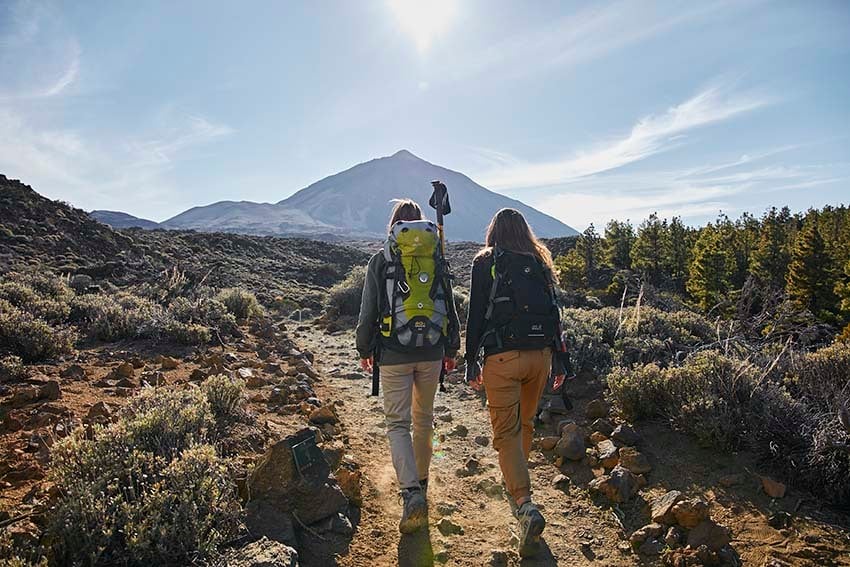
[356,198,461,534]
[464,208,567,557]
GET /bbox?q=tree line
[555,204,850,333]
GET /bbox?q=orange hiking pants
[482,348,551,503]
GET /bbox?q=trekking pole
[430,181,453,392]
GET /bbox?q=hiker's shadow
[520,539,557,566]
[398,525,434,567]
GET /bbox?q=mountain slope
[159,150,577,240]
[90,210,160,229]
[279,149,577,241]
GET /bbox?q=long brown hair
[476,208,556,279]
[388,198,423,232]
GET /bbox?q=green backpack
[379,220,450,350]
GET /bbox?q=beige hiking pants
[381,360,442,490]
[482,348,551,502]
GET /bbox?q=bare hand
[443,356,456,373]
[360,357,373,373]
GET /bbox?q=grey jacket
[355,251,461,365]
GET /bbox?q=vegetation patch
[46,376,246,565]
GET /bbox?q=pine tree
[750,207,791,289]
[786,216,837,316]
[664,216,690,292]
[575,224,602,284]
[554,248,586,289]
[687,224,734,311]
[603,219,635,270]
[631,213,667,286]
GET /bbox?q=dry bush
[215,288,263,321]
[201,374,247,430]
[47,380,244,565]
[561,305,719,375]
[609,349,850,506]
[325,265,366,320]
[0,298,76,362]
[168,296,238,336]
[0,354,29,382]
[70,292,166,341]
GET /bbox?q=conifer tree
[786,216,837,316]
[575,224,602,278]
[555,248,586,288]
[750,207,791,289]
[603,219,635,270]
[687,224,734,311]
[631,213,667,286]
[665,216,690,292]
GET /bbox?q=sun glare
[388,0,457,52]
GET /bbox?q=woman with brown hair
[356,198,461,534]
[464,208,567,557]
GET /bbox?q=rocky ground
[2,315,850,565]
[295,324,850,567]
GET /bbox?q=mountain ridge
[140,150,578,240]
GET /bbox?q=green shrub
[164,321,211,346]
[168,297,238,336]
[0,299,76,362]
[0,272,73,323]
[325,265,366,319]
[47,387,241,565]
[70,293,167,341]
[201,374,246,429]
[785,342,850,413]
[215,288,262,321]
[0,354,28,382]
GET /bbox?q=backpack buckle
[398,280,410,294]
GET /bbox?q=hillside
[0,175,369,308]
[89,210,160,229]
[160,150,577,241]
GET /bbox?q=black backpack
[480,248,559,351]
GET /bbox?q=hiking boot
[419,478,429,498]
[515,501,546,557]
[399,487,428,534]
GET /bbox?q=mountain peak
[390,149,417,159]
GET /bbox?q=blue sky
[1,0,848,230]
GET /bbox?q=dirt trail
[295,324,850,567]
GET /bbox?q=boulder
[539,436,559,451]
[588,465,638,503]
[555,423,586,461]
[590,418,614,436]
[248,429,347,525]
[672,497,710,528]
[618,446,651,474]
[686,520,731,552]
[597,439,619,469]
[629,523,664,548]
[308,405,338,425]
[86,401,112,422]
[611,424,640,446]
[584,399,609,419]
[60,364,86,380]
[224,536,299,567]
[665,526,684,548]
[114,362,134,379]
[650,490,683,524]
[40,380,61,401]
[336,464,363,507]
[244,500,297,546]
[589,431,608,445]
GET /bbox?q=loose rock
[555,423,586,461]
[437,517,464,536]
[611,424,640,446]
[618,446,651,474]
[761,476,786,499]
[687,519,731,551]
[588,465,638,503]
[672,497,710,528]
[650,490,683,524]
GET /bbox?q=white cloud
[478,84,770,189]
[40,40,80,97]
[528,157,843,230]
